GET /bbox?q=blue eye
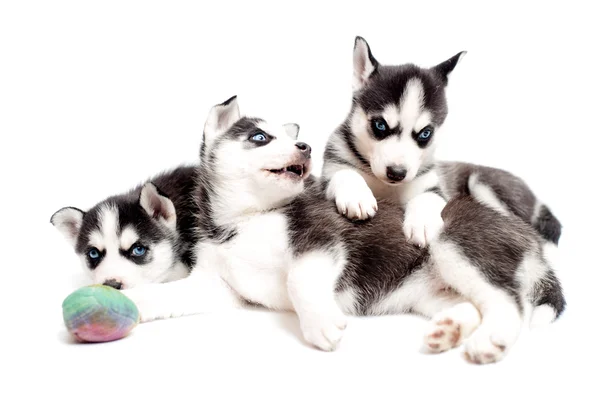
[251,133,267,141]
[131,246,146,256]
[374,121,387,131]
[418,129,432,140]
[88,249,100,259]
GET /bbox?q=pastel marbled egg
[62,284,140,343]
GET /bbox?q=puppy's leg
[410,291,481,353]
[403,190,446,247]
[122,267,242,322]
[429,241,524,364]
[287,250,348,351]
[422,302,482,353]
[326,168,378,220]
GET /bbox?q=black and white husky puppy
[322,37,562,248]
[122,97,565,364]
[51,165,199,289]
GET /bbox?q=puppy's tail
[529,266,566,328]
[532,204,562,245]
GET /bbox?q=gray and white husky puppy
[322,37,562,248]
[51,165,199,289]
[122,97,565,364]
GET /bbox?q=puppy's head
[200,96,312,213]
[349,36,465,184]
[51,183,185,289]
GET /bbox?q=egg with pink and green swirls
[62,285,139,342]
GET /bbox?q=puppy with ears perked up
[51,165,199,290]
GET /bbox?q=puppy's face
[51,183,184,289]
[349,37,465,184]
[201,96,312,210]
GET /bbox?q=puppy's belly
[223,261,293,311]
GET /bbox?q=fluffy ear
[353,36,379,91]
[432,51,467,85]
[139,183,177,230]
[283,123,300,140]
[202,95,241,149]
[50,207,85,246]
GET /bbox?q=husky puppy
[51,165,199,289]
[322,36,562,247]
[121,97,565,364]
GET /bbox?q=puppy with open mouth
[121,96,565,365]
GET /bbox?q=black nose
[103,279,123,290]
[386,166,407,182]
[295,142,311,156]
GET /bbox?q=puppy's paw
[122,287,178,323]
[300,311,348,352]
[403,213,444,247]
[424,318,462,353]
[334,185,378,220]
[464,329,510,364]
[424,303,481,354]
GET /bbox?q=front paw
[122,287,175,323]
[299,311,348,352]
[403,213,444,247]
[334,186,378,220]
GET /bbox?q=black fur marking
[221,95,237,106]
[532,266,566,317]
[432,52,465,85]
[283,179,543,316]
[533,205,562,244]
[323,144,355,169]
[436,161,562,245]
[440,196,536,310]
[339,123,371,170]
[425,186,444,199]
[71,165,200,271]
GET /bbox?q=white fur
[140,183,177,230]
[424,302,482,353]
[209,121,310,227]
[353,37,376,91]
[403,191,446,247]
[399,79,425,133]
[529,304,557,328]
[288,250,348,351]
[119,226,139,250]
[468,174,511,216]
[397,168,441,204]
[58,202,186,289]
[50,207,84,246]
[122,267,243,322]
[429,240,524,364]
[202,96,241,154]
[326,168,378,220]
[334,287,358,314]
[370,267,458,316]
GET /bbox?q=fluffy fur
[51,165,199,289]
[122,98,565,365]
[322,36,562,247]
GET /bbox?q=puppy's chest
[205,213,293,309]
[360,169,441,204]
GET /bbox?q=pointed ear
[202,95,241,149]
[50,207,85,246]
[283,123,300,140]
[432,51,466,85]
[353,36,379,91]
[139,183,177,230]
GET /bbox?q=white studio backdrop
[1,1,598,398]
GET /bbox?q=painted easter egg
[62,284,140,343]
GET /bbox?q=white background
[1,1,599,398]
